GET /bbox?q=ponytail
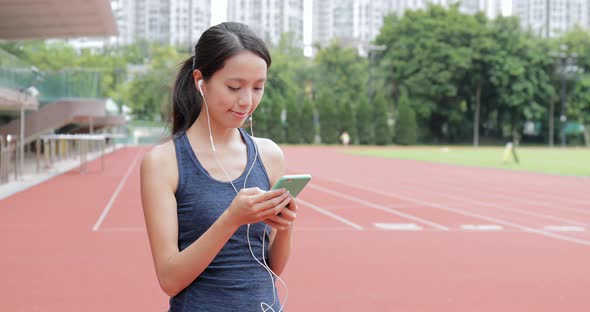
[172,56,201,137]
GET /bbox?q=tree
[394,94,418,145]
[373,92,391,145]
[465,13,495,146]
[562,27,590,146]
[376,5,478,142]
[312,42,369,143]
[119,42,186,120]
[339,97,357,144]
[313,42,369,101]
[568,74,590,146]
[253,97,269,138]
[317,90,340,144]
[487,17,553,143]
[262,32,308,142]
[300,96,315,143]
[285,92,301,144]
[266,94,285,143]
[356,96,374,145]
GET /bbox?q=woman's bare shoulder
[252,137,284,162]
[141,139,178,190]
[252,137,285,185]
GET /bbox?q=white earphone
[198,79,204,96]
[196,77,287,312]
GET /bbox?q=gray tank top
[169,128,280,311]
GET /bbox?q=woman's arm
[254,138,297,275]
[267,214,296,275]
[141,142,290,297]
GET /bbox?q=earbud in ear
[197,79,204,97]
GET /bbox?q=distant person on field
[340,130,350,146]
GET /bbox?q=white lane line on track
[297,198,363,230]
[460,224,504,231]
[396,186,589,227]
[303,173,590,247]
[374,223,423,231]
[543,225,585,232]
[92,149,143,232]
[397,166,590,208]
[434,184,590,216]
[309,184,449,231]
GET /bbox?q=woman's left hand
[264,194,297,231]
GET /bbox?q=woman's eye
[254,87,264,92]
[227,86,240,91]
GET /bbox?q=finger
[274,208,296,222]
[251,188,287,203]
[266,213,293,225]
[284,198,298,213]
[253,191,290,212]
[257,196,291,219]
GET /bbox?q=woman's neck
[188,113,240,149]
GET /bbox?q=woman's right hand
[224,187,291,227]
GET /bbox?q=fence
[0,133,125,184]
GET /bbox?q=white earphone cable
[200,85,288,312]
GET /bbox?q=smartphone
[271,174,312,198]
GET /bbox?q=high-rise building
[111,0,211,48]
[512,0,589,38]
[227,0,304,47]
[313,0,376,54]
[313,0,503,55]
[312,0,336,47]
[386,0,501,17]
[355,0,388,44]
[66,0,211,51]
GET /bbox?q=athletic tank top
[169,128,280,311]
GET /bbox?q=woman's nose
[238,90,253,107]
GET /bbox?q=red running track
[1,145,589,311]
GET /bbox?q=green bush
[394,95,418,145]
[285,93,301,144]
[373,92,391,145]
[356,96,374,144]
[267,95,285,143]
[317,91,340,144]
[300,96,315,143]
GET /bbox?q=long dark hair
[171,22,272,137]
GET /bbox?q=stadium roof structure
[0,0,118,40]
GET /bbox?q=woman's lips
[231,111,248,119]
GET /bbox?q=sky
[210,0,512,49]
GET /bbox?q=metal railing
[0,135,21,183]
[37,134,125,174]
[0,133,125,185]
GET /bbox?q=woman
[140,22,297,311]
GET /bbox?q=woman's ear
[192,69,203,88]
[192,70,204,96]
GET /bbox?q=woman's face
[199,50,267,128]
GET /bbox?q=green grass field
[344,146,590,177]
